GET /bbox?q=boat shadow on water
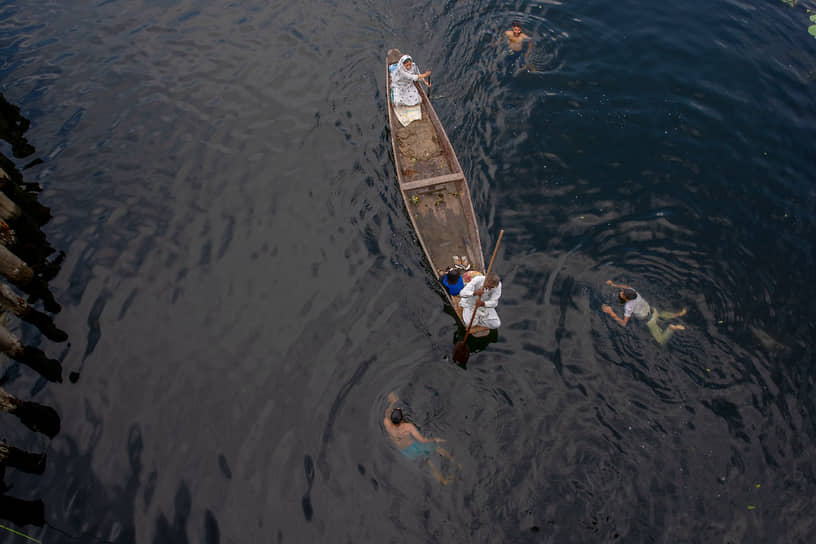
[442,302,499,368]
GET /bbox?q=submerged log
[0,325,62,382]
[0,387,60,438]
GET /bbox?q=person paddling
[390,55,431,106]
[458,273,502,329]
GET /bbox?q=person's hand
[388,392,397,403]
[602,304,612,314]
[435,438,445,443]
[474,288,484,297]
[476,300,485,308]
[606,280,614,286]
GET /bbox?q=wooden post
[0,243,33,284]
[0,190,21,222]
[0,281,27,315]
[0,243,59,313]
[0,386,18,412]
[0,281,67,341]
[0,441,45,474]
[0,321,23,355]
[0,386,60,437]
[0,218,15,246]
[0,324,62,382]
[0,94,63,485]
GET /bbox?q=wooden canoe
[386,48,491,337]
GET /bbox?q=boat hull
[386,49,490,337]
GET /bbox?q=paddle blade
[452,341,469,364]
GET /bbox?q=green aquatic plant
[782,0,816,38]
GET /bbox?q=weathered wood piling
[0,386,60,438]
[0,92,66,521]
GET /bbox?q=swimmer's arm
[410,425,444,444]
[602,305,630,327]
[606,280,631,289]
[409,425,431,443]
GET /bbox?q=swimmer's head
[619,288,637,303]
[512,21,522,35]
[390,408,404,425]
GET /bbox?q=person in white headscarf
[390,54,431,106]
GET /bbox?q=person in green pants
[602,279,687,346]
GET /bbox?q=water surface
[1,0,814,542]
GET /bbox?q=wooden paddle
[453,229,504,364]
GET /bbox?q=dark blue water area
[0,0,815,542]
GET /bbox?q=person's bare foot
[669,324,685,331]
[676,308,687,317]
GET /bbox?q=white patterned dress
[390,54,422,106]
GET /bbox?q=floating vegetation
[784,1,816,39]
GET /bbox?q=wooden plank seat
[400,173,465,191]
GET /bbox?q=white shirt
[624,292,651,319]
[459,275,502,309]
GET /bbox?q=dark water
[1,0,815,542]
